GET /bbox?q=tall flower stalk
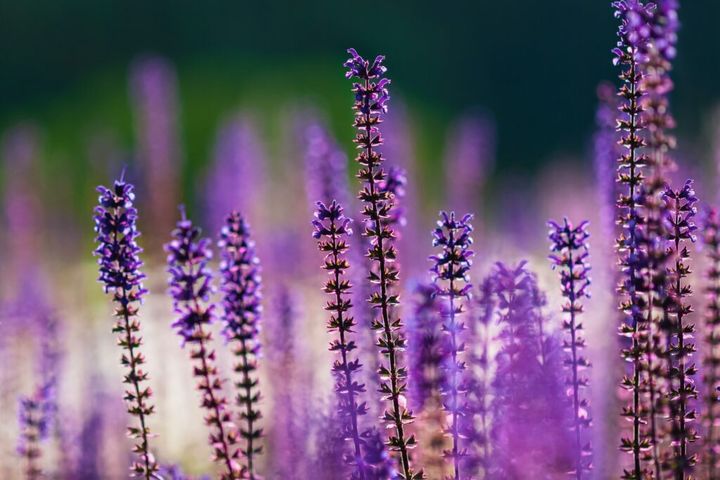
[165,212,240,479]
[218,212,264,478]
[701,207,720,477]
[430,212,474,480]
[344,48,420,479]
[611,2,654,477]
[312,200,369,477]
[548,218,593,479]
[93,176,157,479]
[661,181,699,478]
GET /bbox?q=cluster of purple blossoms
[218,212,264,478]
[345,48,420,480]
[430,211,474,480]
[165,213,241,479]
[312,200,368,476]
[548,218,593,478]
[93,176,157,479]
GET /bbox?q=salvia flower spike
[548,218,593,478]
[93,176,157,478]
[16,393,43,480]
[344,48,421,479]
[702,207,720,477]
[218,212,264,478]
[312,200,369,478]
[165,210,241,479]
[611,1,654,477]
[662,180,699,477]
[430,211,474,480]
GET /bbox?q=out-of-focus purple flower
[593,83,620,245]
[430,212,474,479]
[661,180,699,476]
[205,115,268,233]
[17,393,44,480]
[266,286,305,478]
[303,120,351,208]
[93,176,157,479]
[361,429,399,480]
[312,200,371,477]
[130,55,181,251]
[489,261,573,478]
[380,166,408,234]
[380,102,424,280]
[165,212,241,479]
[460,275,495,476]
[344,48,420,479]
[444,114,496,215]
[701,207,720,476]
[158,464,212,480]
[548,218,593,478]
[407,283,445,411]
[218,212,264,478]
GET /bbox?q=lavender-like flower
[17,393,43,480]
[611,2,655,477]
[93,176,157,479]
[548,218,593,479]
[303,120,351,208]
[430,212,474,480]
[344,48,420,479]
[443,114,496,215]
[312,200,369,477]
[462,276,495,475]
[205,116,268,233]
[593,82,621,245]
[218,212,264,478]
[661,180,699,477]
[489,261,573,477]
[130,56,181,249]
[407,283,445,413]
[701,207,720,477]
[165,212,240,479]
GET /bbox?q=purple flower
[430,211,474,479]
[312,200,371,477]
[218,212,264,478]
[407,283,445,411]
[701,207,720,476]
[361,429,399,480]
[489,261,573,477]
[593,82,621,245]
[165,212,241,479]
[93,176,157,479]
[444,114,496,215]
[303,120,351,208]
[460,276,495,475]
[661,180,699,476]
[205,116,268,233]
[17,393,43,480]
[130,56,182,250]
[548,218,593,478]
[612,2,654,476]
[344,48,420,479]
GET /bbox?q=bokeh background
[2,1,720,478]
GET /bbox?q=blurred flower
[130,55,181,252]
[205,115,267,233]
